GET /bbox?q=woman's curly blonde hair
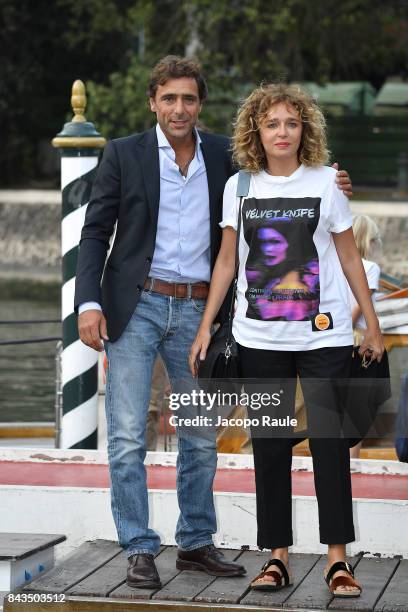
[232,83,330,172]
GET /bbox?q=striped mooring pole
[52,80,106,448]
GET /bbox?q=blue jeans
[104,290,217,557]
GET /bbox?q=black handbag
[197,170,250,392]
[395,374,408,462]
[344,346,391,445]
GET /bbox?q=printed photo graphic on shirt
[243,197,321,321]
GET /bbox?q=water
[0,298,406,440]
[0,300,60,422]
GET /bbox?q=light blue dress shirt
[79,123,211,314]
[150,123,210,283]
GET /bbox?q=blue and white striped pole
[52,80,106,448]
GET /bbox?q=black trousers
[238,344,355,549]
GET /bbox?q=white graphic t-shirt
[220,164,354,350]
[348,259,380,330]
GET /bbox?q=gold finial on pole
[52,79,106,149]
[71,80,87,123]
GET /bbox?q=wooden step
[3,541,407,611]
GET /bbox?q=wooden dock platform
[3,540,407,611]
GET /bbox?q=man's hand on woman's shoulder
[332,162,353,198]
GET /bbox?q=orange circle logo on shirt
[314,314,330,330]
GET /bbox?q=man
[75,55,352,588]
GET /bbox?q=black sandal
[250,558,293,591]
[324,561,362,598]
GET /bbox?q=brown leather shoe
[176,544,246,577]
[127,553,162,589]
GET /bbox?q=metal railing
[0,319,62,447]
[54,340,63,448]
[0,319,175,451]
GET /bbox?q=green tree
[0,0,135,185]
[86,57,153,139]
[0,0,406,184]
[86,0,408,137]
[190,0,407,86]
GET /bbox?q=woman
[348,214,382,459]
[349,214,382,335]
[189,83,384,598]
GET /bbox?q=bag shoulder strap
[233,169,250,274]
[234,170,250,262]
[234,170,251,274]
[225,170,251,345]
[236,169,251,197]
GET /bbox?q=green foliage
[190,0,407,86]
[0,0,138,184]
[0,0,406,183]
[85,0,408,138]
[86,57,153,139]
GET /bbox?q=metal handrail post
[54,340,63,448]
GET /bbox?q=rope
[0,320,60,325]
[0,337,62,346]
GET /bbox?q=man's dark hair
[148,55,208,101]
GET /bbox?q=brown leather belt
[144,278,209,299]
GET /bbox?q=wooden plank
[329,557,400,611]
[0,534,66,561]
[108,546,179,600]
[284,555,362,610]
[3,595,285,612]
[68,546,166,597]
[22,540,121,594]
[0,425,55,438]
[66,550,128,597]
[292,446,399,461]
[151,549,239,602]
[240,552,320,608]
[1,591,7,609]
[375,559,408,612]
[195,549,269,604]
[359,449,398,461]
